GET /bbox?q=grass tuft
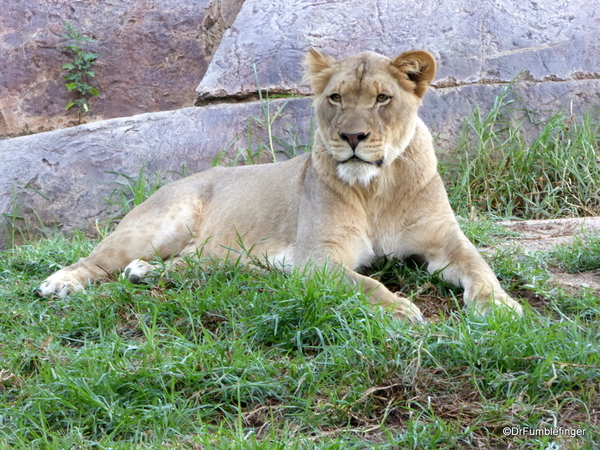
[551,230,600,273]
[442,85,600,220]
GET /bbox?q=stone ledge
[197,0,600,103]
[0,98,312,249]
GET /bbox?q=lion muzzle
[338,132,384,166]
[339,132,370,150]
[340,154,384,167]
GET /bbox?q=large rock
[0,0,245,138]
[424,79,600,150]
[199,0,600,96]
[197,0,600,137]
[0,98,311,249]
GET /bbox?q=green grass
[1,91,600,448]
[551,230,600,273]
[441,85,600,220]
[1,232,599,449]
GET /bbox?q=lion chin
[38,48,524,323]
[336,160,381,186]
[335,143,409,187]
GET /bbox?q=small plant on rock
[62,22,100,116]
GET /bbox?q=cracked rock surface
[197,0,600,101]
[196,0,600,145]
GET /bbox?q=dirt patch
[500,217,600,293]
[500,217,600,252]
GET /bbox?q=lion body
[39,49,523,321]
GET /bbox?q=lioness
[39,49,523,322]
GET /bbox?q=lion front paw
[468,286,523,317]
[38,271,86,298]
[391,298,427,324]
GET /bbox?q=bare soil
[499,216,600,293]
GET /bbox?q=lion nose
[340,132,370,151]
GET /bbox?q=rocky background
[1,0,599,248]
[0,0,244,136]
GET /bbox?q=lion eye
[376,94,391,103]
[329,93,342,103]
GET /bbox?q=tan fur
[39,49,523,322]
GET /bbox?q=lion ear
[304,48,336,94]
[391,50,436,98]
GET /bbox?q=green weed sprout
[62,22,100,115]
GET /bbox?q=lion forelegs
[344,269,426,323]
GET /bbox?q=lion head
[305,49,436,186]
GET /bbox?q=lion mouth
[340,155,384,167]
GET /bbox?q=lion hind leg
[38,205,200,297]
[37,236,131,298]
[38,269,88,299]
[122,255,187,285]
[123,259,158,284]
